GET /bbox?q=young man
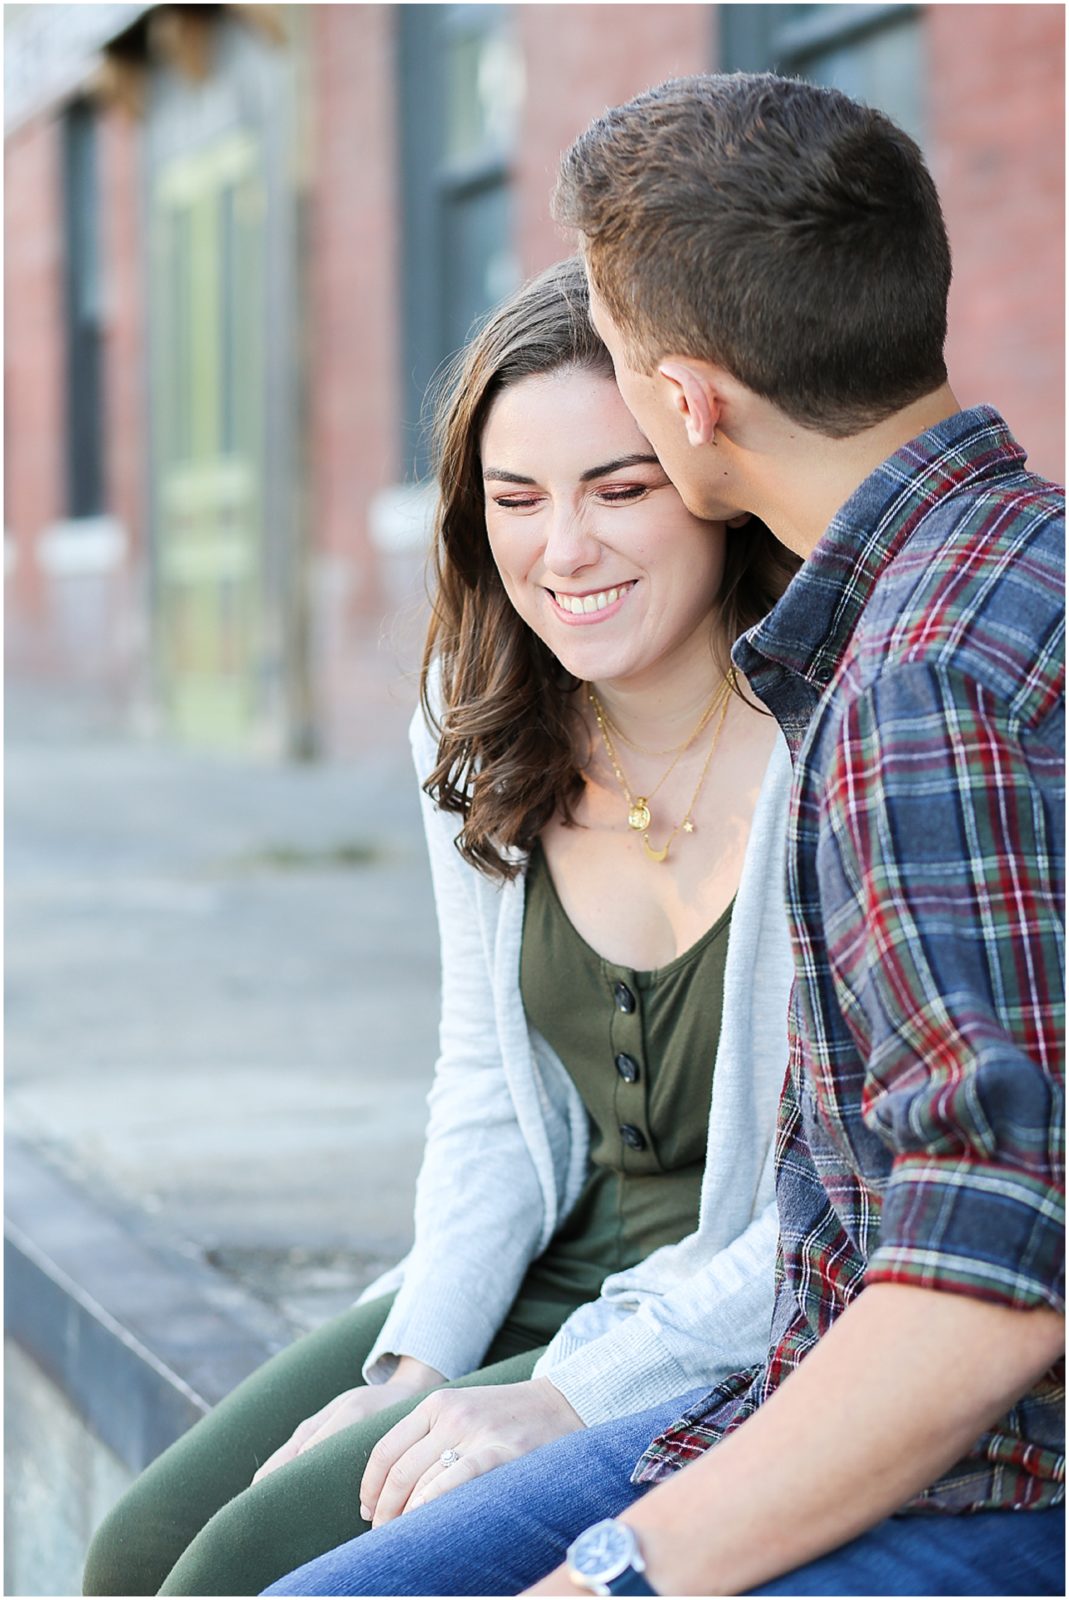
[530,71,1066,1595]
[268,74,1063,1598]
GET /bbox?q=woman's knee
[158,1439,371,1597]
[82,1481,182,1597]
[82,1501,131,1596]
[156,1490,268,1597]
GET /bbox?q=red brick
[515,5,710,274]
[4,113,64,666]
[929,4,1064,481]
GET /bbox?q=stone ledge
[4,1134,294,1474]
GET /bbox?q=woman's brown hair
[420,256,798,881]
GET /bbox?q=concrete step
[5,1135,294,1596]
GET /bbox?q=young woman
[83,259,799,1598]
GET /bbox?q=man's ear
[657,359,722,447]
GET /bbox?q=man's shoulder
[853,467,1064,712]
[912,459,1063,547]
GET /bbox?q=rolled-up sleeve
[817,662,1065,1312]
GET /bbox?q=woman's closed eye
[596,484,649,503]
[492,483,654,511]
[491,493,544,510]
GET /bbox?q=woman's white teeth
[556,585,628,615]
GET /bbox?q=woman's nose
[542,502,601,577]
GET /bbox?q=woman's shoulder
[409,659,444,779]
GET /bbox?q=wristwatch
[566,1518,658,1596]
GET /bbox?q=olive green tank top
[510,839,734,1334]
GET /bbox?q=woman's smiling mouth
[548,580,637,621]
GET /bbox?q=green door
[151,131,265,744]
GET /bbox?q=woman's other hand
[360,1378,584,1526]
[251,1357,446,1483]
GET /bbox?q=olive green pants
[82,1294,546,1597]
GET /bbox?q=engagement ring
[439,1448,461,1469]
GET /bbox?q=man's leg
[746,1505,1065,1597]
[262,1390,708,1597]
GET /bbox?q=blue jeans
[264,1391,1064,1597]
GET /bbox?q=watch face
[568,1519,633,1583]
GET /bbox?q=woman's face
[481,366,727,690]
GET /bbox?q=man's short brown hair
[554,73,952,438]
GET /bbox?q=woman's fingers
[251,1386,372,1485]
[368,1431,447,1526]
[252,1446,287,1484]
[253,1376,451,1492]
[362,1381,587,1524]
[404,1447,498,1514]
[360,1404,434,1519]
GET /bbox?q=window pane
[720,4,925,148]
[63,101,104,517]
[220,183,236,455]
[399,4,520,477]
[444,23,524,165]
[793,13,923,144]
[441,181,518,354]
[171,207,192,464]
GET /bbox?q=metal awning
[4,3,283,135]
[4,3,156,133]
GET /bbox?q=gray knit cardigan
[357,701,794,1425]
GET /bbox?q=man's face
[587,278,739,523]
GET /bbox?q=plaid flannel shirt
[634,406,1065,1513]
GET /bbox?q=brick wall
[515,4,711,274]
[5,101,147,701]
[928,3,1064,481]
[306,4,409,754]
[4,115,64,671]
[5,4,1063,747]
[309,4,398,583]
[514,3,1065,487]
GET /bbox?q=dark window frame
[718,3,924,146]
[719,2,919,71]
[398,2,515,480]
[62,98,106,519]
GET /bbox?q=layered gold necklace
[587,671,735,863]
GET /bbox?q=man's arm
[527,1281,1063,1596]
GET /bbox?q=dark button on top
[614,1052,641,1084]
[613,981,636,1013]
[619,1123,647,1152]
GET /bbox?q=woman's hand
[360,1378,585,1527]
[251,1357,446,1484]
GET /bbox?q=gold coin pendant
[628,799,652,831]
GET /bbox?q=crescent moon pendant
[643,835,670,863]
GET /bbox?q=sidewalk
[4,686,442,1593]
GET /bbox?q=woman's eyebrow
[483,454,659,485]
[580,453,659,481]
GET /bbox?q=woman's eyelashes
[597,485,649,503]
[491,483,652,511]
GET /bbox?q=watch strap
[607,1565,658,1596]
